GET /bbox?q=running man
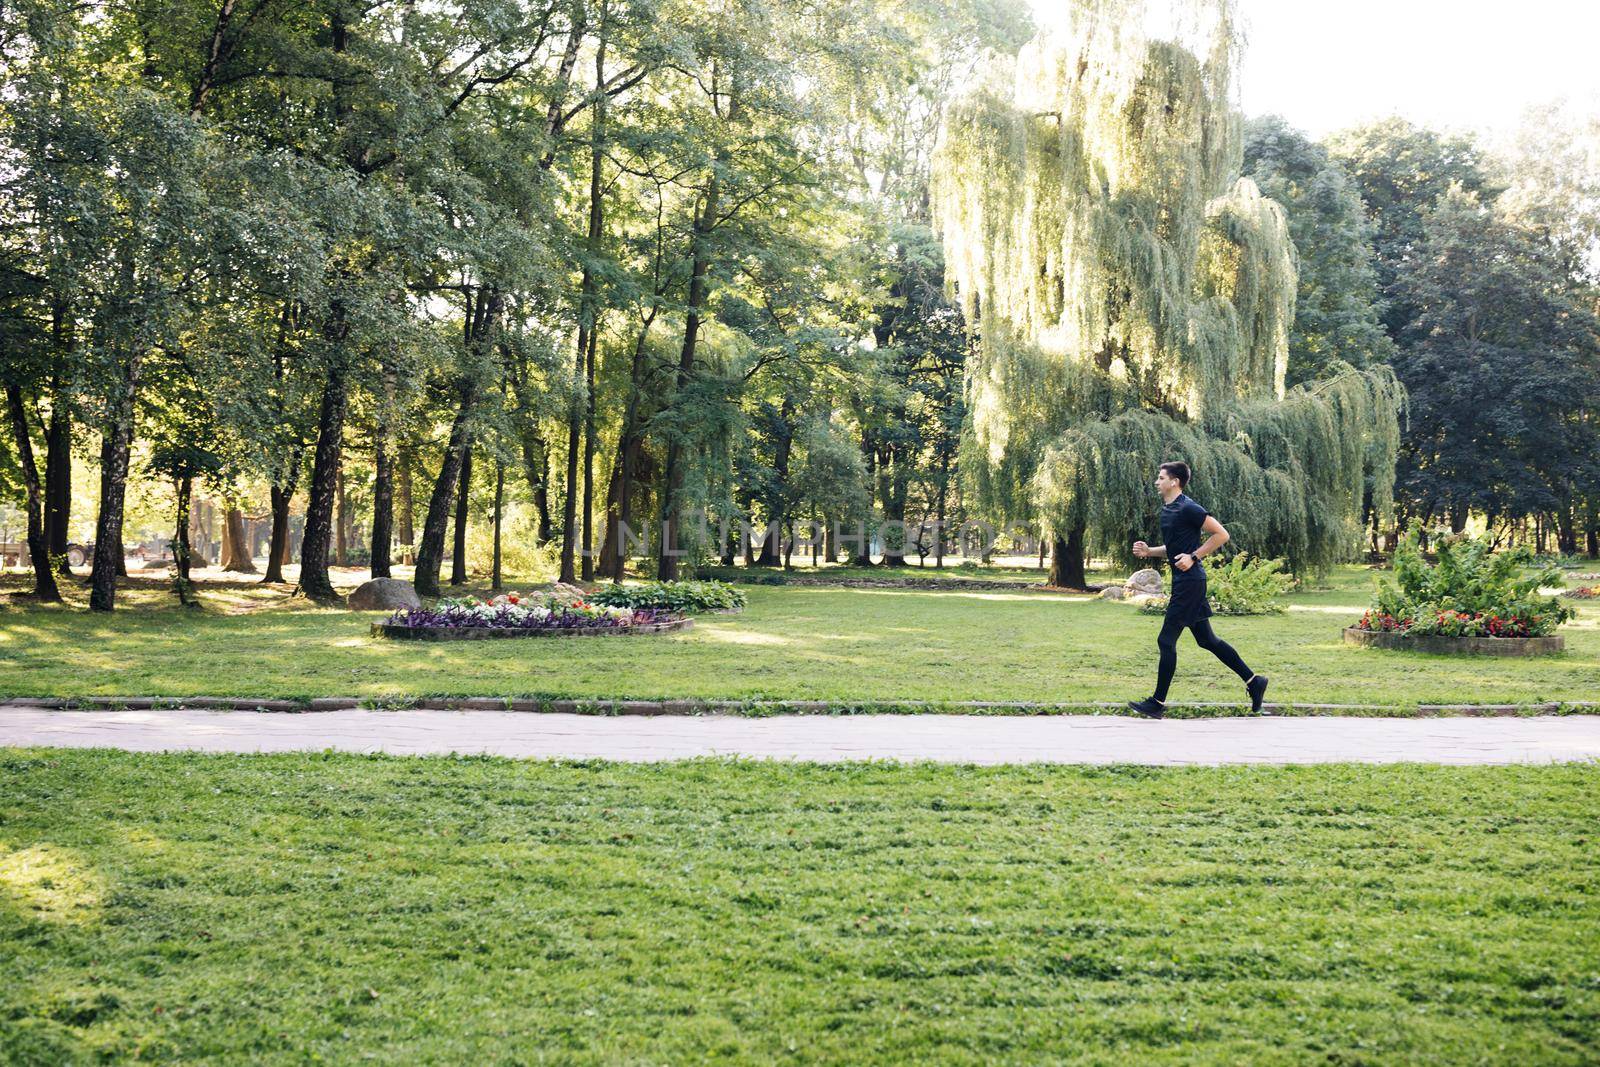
[1126,461,1269,719]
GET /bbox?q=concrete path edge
[3,695,1600,718]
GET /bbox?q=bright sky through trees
[1030,0,1600,137]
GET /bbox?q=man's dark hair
[1159,461,1190,487]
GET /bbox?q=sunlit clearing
[696,628,793,646]
[0,844,106,924]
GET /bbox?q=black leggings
[1153,616,1253,702]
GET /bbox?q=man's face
[1154,468,1179,494]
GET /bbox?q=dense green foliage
[3,751,1598,1062]
[1328,116,1600,549]
[589,578,746,613]
[933,0,1404,578]
[1243,117,1395,386]
[2,0,1597,616]
[1140,553,1293,616]
[0,0,1032,609]
[1361,527,1576,638]
[1388,189,1600,535]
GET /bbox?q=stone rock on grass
[549,582,588,605]
[1126,568,1164,595]
[1098,586,1126,601]
[348,577,422,611]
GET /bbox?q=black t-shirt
[1159,493,1210,583]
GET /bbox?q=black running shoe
[1127,698,1165,719]
[1247,674,1269,714]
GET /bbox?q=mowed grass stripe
[0,752,1596,1063]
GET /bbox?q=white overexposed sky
[1030,0,1600,139]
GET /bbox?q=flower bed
[373,592,691,640]
[1354,607,1552,639]
[1562,585,1599,600]
[1346,526,1572,655]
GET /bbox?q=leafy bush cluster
[384,593,661,630]
[1205,553,1293,615]
[1138,553,1293,616]
[1356,527,1574,638]
[590,580,746,614]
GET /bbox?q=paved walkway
[3,707,1599,764]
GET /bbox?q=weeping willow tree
[932,0,1402,580]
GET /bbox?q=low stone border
[1343,627,1565,656]
[371,616,694,640]
[7,694,1599,718]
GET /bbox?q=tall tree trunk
[560,355,583,583]
[297,349,349,604]
[600,456,627,578]
[335,464,349,566]
[1048,526,1087,589]
[517,425,555,545]
[934,448,949,569]
[6,386,61,601]
[720,512,737,566]
[756,400,793,567]
[658,74,740,581]
[657,170,720,581]
[854,428,876,566]
[173,475,197,605]
[451,447,471,585]
[601,315,655,580]
[263,451,301,584]
[299,9,359,604]
[371,403,393,578]
[881,443,909,567]
[581,326,598,582]
[220,507,257,572]
[578,17,606,584]
[414,375,478,598]
[45,300,72,575]
[1555,501,1577,557]
[45,383,71,575]
[89,349,142,612]
[396,442,415,558]
[491,460,504,591]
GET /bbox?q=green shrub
[1206,553,1292,615]
[1356,526,1574,638]
[589,579,747,614]
[1136,553,1291,616]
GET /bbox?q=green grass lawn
[1,751,1596,1063]
[3,566,1598,706]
